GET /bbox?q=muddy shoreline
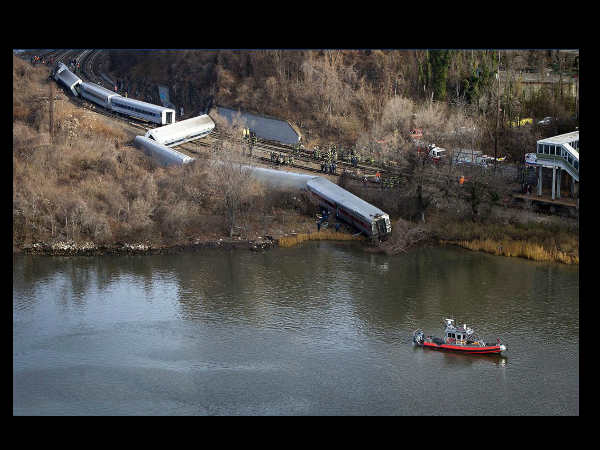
[16,237,279,257]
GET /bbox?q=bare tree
[208,135,257,238]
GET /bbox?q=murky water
[13,243,579,415]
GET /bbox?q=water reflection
[14,243,578,415]
[13,245,579,343]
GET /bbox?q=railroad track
[208,128,390,176]
[207,129,402,179]
[43,51,521,190]
[35,50,562,216]
[54,49,77,66]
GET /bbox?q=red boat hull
[421,342,504,354]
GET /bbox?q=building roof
[214,106,300,146]
[537,131,579,145]
[145,115,214,146]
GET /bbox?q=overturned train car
[134,136,195,167]
[213,166,392,240]
[306,177,391,240]
[53,63,82,96]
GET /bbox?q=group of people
[270,151,294,166]
[311,144,340,162]
[316,209,342,232]
[311,144,375,169]
[31,55,52,66]
[321,161,337,174]
[242,128,257,156]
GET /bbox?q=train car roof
[307,177,388,222]
[57,68,82,88]
[134,136,195,166]
[80,81,121,99]
[112,96,174,113]
[243,166,316,190]
[55,62,68,74]
[145,115,214,145]
[214,106,300,146]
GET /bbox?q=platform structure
[525,131,579,200]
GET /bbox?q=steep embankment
[13,55,339,255]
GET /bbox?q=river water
[13,243,579,415]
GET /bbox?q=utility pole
[49,81,54,144]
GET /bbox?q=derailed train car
[53,63,82,96]
[145,114,214,146]
[77,81,121,109]
[134,136,195,167]
[112,96,175,125]
[306,177,391,240]
[51,62,175,125]
[204,165,392,240]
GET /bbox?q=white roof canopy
[537,131,579,145]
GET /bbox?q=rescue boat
[413,319,507,354]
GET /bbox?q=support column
[556,169,561,199]
[571,177,575,198]
[538,166,543,196]
[552,166,556,200]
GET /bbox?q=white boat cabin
[443,318,474,343]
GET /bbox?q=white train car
[243,166,315,190]
[111,97,175,125]
[306,177,391,240]
[53,64,82,96]
[145,114,215,146]
[134,136,194,166]
[52,62,68,80]
[77,81,121,109]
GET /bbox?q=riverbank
[16,238,275,256]
[428,211,579,265]
[443,239,578,265]
[15,221,365,256]
[16,217,578,266]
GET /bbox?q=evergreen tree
[429,50,452,101]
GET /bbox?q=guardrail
[535,147,579,181]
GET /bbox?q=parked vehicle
[428,145,446,162]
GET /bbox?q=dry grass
[429,209,579,265]
[449,238,578,265]
[13,54,326,249]
[278,230,364,248]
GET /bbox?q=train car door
[166,111,173,124]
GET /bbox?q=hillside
[106,50,579,159]
[13,53,579,263]
[12,55,319,253]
